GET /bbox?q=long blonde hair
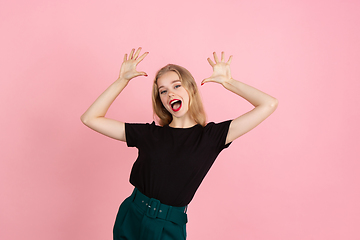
[152,64,206,126]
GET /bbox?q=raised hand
[201,52,233,86]
[119,47,149,81]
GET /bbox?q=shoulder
[202,120,233,139]
[125,121,172,136]
[125,121,158,129]
[204,120,233,131]
[201,120,233,149]
[126,121,166,135]
[125,121,162,147]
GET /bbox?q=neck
[169,116,197,128]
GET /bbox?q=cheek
[182,90,190,104]
[159,95,167,107]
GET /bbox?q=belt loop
[130,188,137,202]
[165,206,173,221]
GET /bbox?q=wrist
[116,77,131,84]
[222,78,235,87]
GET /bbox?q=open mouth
[170,99,182,112]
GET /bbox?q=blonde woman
[81,47,278,240]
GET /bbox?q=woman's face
[157,71,191,119]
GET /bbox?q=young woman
[81,47,278,240]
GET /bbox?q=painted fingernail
[201,82,204,86]
[144,74,148,77]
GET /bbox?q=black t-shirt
[125,120,232,207]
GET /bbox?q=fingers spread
[221,51,225,62]
[136,51,149,64]
[133,47,142,59]
[207,58,215,67]
[123,53,127,62]
[227,55,233,64]
[129,48,135,59]
[213,52,219,63]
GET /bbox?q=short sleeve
[125,122,155,148]
[204,120,233,151]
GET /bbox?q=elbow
[268,98,279,115]
[263,98,278,113]
[80,114,89,125]
[270,98,279,109]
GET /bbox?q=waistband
[130,188,188,226]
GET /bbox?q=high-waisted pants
[113,188,188,240]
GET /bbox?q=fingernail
[144,74,148,77]
[201,82,204,86]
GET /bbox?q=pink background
[1,0,359,239]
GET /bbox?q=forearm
[222,78,278,108]
[81,77,129,123]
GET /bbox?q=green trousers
[113,188,188,240]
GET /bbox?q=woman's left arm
[201,52,278,145]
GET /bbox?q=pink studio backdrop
[1,0,359,239]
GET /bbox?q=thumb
[140,72,148,77]
[201,78,212,86]
[136,71,148,77]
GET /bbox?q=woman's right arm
[80,48,148,142]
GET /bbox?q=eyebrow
[158,80,181,89]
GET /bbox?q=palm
[120,61,140,80]
[210,62,231,83]
[119,48,148,80]
[202,52,233,85]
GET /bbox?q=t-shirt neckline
[165,123,200,129]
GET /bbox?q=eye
[174,84,181,89]
[160,90,167,95]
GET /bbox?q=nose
[168,91,175,97]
